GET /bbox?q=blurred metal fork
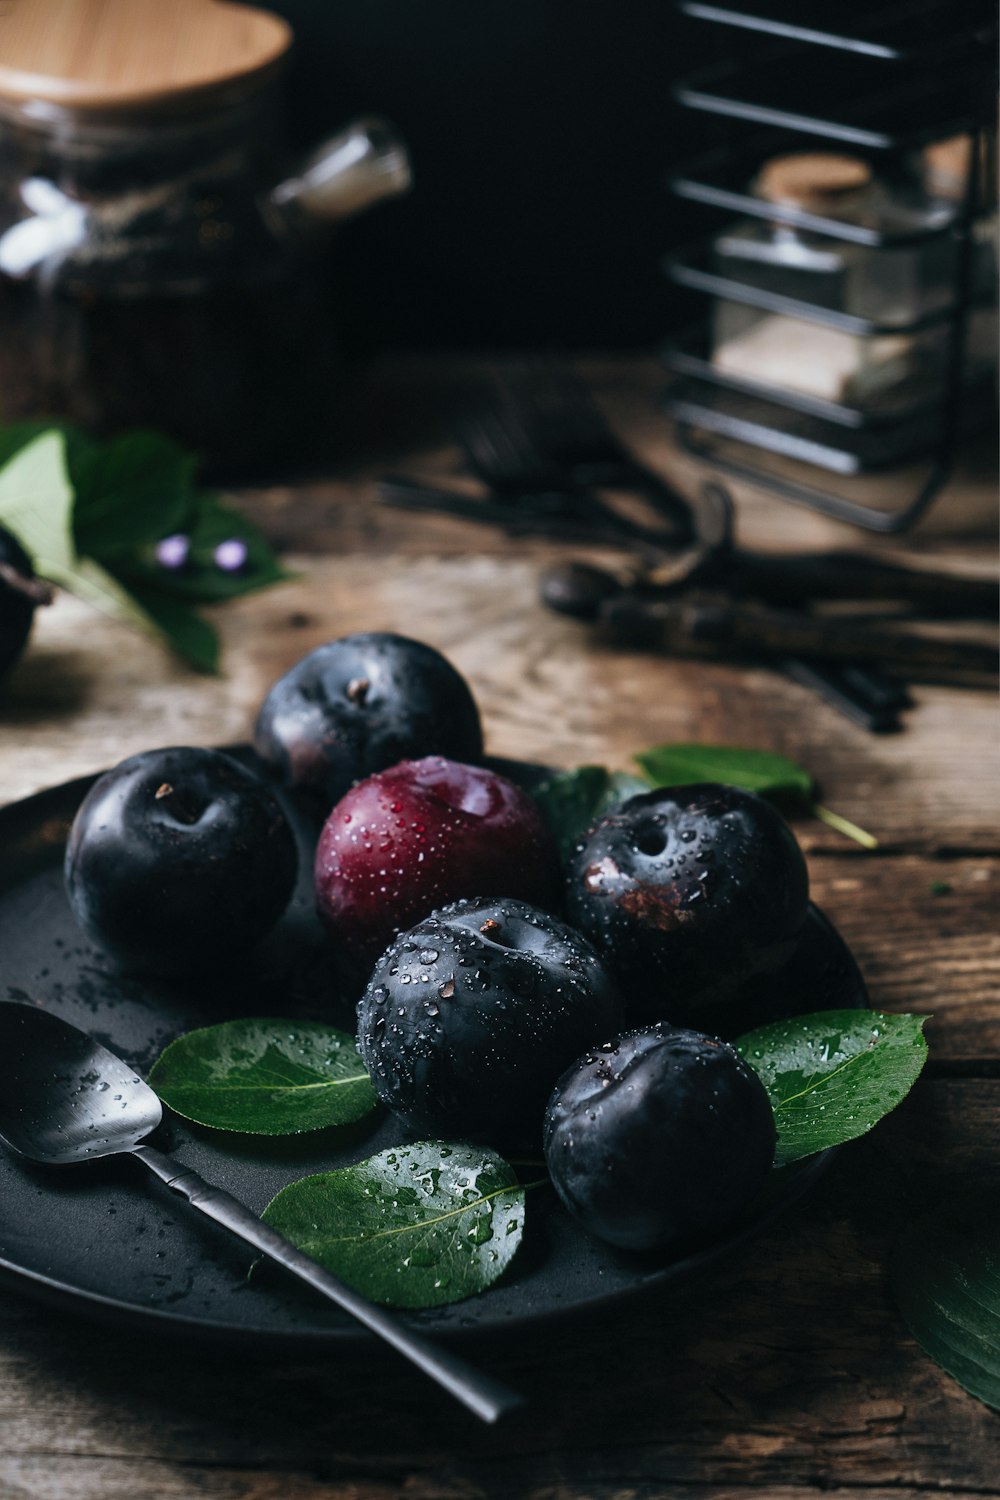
[505,363,697,542]
[455,399,685,549]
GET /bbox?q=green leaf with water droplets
[261,1142,525,1308]
[532,765,649,860]
[148,1018,378,1135]
[736,1010,928,1167]
[892,1192,1000,1411]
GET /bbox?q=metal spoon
[0,1002,521,1424]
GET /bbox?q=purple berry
[154,533,191,570]
[213,538,249,573]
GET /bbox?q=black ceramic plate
[0,758,867,1348]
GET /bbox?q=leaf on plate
[736,1010,928,1167]
[0,432,158,633]
[635,743,878,850]
[891,1192,1000,1411]
[532,765,649,859]
[260,1142,525,1308]
[635,743,815,799]
[148,1018,378,1135]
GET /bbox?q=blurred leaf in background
[0,424,290,671]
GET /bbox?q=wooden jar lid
[755,153,873,211]
[0,0,293,117]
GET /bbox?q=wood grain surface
[0,354,997,1500]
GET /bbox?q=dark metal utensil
[376,476,665,552]
[601,592,999,686]
[539,480,998,721]
[455,404,686,548]
[0,1003,521,1425]
[506,362,697,540]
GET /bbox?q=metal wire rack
[660,0,998,531]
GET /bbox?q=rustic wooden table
[0,356,997,1500]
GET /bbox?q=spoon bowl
[0,1003,162,1165]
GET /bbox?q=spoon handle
[132,1144,521,1424]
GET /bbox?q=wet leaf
[261,1142,525,1308]
[892,1192,1000,1411]
[532,765,648,859]
[635,743,814,798]
[736,1010,928,1166]
[149,1018,377,1135]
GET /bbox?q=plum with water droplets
[64,746,298,974]
[314,756,561,971]
[357,896,625,1150]
[543,1022,776,1251]
[254,632,483,813]
[564,783,809,1025]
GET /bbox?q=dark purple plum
[671,902,869,1037]
[543,1023,776,1252]
[565,783,810,1024]
[254,632,483,813]
[357,896,625,1151]
[0,524,48,679]
[64,746,297,974]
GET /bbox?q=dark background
[265,1,715,352]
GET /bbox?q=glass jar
[0,4,410,472]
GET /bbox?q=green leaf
[634,743,878,849]
[0,421,60,468]
[260,1143,525,1308]
[116,496,290,604]
[0,432,158,634]
[148,1018,378,1135]
[736,1010,928,1167]
[127,587,220,674]
[892,1193,1000,1411]
[72,430,197,559]
[532,765,649,860]
[635,743,815,799]
[0,420,289,671]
